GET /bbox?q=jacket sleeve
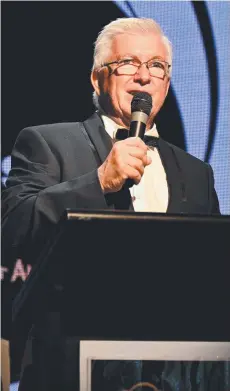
[2,127,108,261]
[206,163,220,214]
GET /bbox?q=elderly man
[2,17,220,391]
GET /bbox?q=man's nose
[134,63,151,84]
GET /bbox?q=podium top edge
[64,209,230,224]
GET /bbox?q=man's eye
[120,59,135,65]
[150,61,164,69]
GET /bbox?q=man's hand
[97,137,152,194]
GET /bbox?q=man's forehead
[111,32,168,53]
[112,31,165,43]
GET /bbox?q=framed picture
[80,341,230,391]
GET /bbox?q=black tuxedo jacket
[2,112,219,258]
[2,112,220,390]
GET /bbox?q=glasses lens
[116,64,137,75]
[148,61,167,78]
[115,60,168,77]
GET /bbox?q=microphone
[129,92,152,139]
[125,92,152,188]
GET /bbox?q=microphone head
[131,92,152,116]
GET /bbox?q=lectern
[12,211,230,390]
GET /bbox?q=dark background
[1,1,185,160]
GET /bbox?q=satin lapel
[83,112,113,164]
[158,139,188,214]
[83,112,133,211]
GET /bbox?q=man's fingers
[128,151,152,167]
[127,156,145,176]
[143,155,152,166]
[123,137,148,151]
[98,137,153,193]
[128,146,148,160]
[125,166,142,184]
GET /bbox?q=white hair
[92,17,172,70]
[92,17,173,109]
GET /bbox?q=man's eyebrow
[116,54,167,61]
[116,54,137,60]
[150,55,166,61]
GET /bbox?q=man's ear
[91,70,100,95]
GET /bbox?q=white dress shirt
[101,114,169,213]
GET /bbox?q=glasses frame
[101,58,171,79]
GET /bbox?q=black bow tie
[143,134,159,148]
[115,128,159,148]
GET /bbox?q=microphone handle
[129,121,146,139]
[126,120,147,188]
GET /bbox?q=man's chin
[121,111,131,128]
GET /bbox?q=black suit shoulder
[26,121,79,133]
[166,140,214,188]
[166,140,213,188]
[165,140,220,214]
[15,121,93,169]
[168,141,209,170]
[21,121,85,145]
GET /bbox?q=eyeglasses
[101,58,171,79]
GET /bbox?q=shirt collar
[98,111,159,139]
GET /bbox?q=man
[2,17,220,390]
[2,17,220,252]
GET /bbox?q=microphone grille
[131,92,152,116]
